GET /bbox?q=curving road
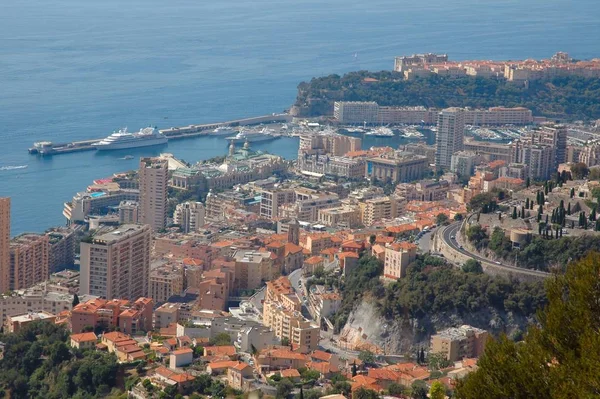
[440,222,550,279]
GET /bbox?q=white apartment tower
[436,108,466,170]
[139,157,169,231]
[173,202,205,233]
[80,224,151,300]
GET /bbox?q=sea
[1,0,599,236]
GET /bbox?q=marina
[28,114,292,156]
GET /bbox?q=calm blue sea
[1,0,599,235]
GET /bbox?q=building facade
[383,242,418,279]
[139,157,169,231]
[0,198,10,293]
[80,224,151,300]
[9,234,50,290]
[430,325,489,362]
[173,202,205,233]
[436,108,466,169]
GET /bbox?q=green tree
[571,162,589,179]
[210,332,232,346]
[512,206,517,219]
[462,259,483,274]
[353,387,379,399]
[455,252,600,398]
[410,381,428,399]
[429,381,445,399]
[436,213,449,226]
[358,350,376,364]
[352,361,358,377]
[281,337,290,347]
[72,293,80,308]
[387,383,406,396]
[276,378,294,399]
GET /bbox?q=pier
[28,113,293,156]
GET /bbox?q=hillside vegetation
[332,255,546,336]
[456,252,600,398]
[0,322,123,399]
[294,72,600,120]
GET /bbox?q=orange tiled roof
[280,368,301,378]
[204,345,236,357]
[388,241,417,251]
[304,256,324,265]
[208,360,239,370]
[172,348,193,355]
[70,332,97,343]
[311,350,333,362]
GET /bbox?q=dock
[29,113,293,156]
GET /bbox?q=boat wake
[0,165,28,171]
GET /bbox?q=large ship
[210,125,238,136]
[225,127,281,144]
[92,127,168,151]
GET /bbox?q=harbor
[28,113,293,156]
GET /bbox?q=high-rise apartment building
[173,201,205,233]
[80,224,151,300]
[435,108,466,169]
[139,157,169,231]
[430,325,489,362]
[9,234,49,290]
[0,198,10,293]
[333,101,379,124]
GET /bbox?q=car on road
[495,261,501,265]
[450,235,455,239]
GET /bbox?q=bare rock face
[340,299,533,354]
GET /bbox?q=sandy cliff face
[340,299,533,354]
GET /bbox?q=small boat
[122,155,134,160]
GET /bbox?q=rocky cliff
[340,299,533,354]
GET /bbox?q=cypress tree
[570,188,575,198]
[567,203,571,215]
[526,177,530,188]
[512,207,517,219]
[526,198,530,209]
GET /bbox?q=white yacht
[92,127,168,150]
[366,127,394,137]
[225,127,281,143]
[210,125,238,136]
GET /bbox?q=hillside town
[2,82,600,397]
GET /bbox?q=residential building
[333,101,379,124]
[255,347,308,371]
[396,180,451,202]
[0,198,10,293]
[260,187,296,220]
[264,276,301,313]
[0,286,73,323]
[360,196,400,226]
[464,138,511,163]
[436,108,466,169]
[170,348,194,369]
[227,362,254,391]
[47,228,76,273]
[70,332,98,350]
[173,201,205,233]
[298,154,366,180]
[149,263,185,304]
[450,151,478,177]
[383,242,418,279]
[118,201,139,224]
[237,326,278,353]
[365,152,427,184]
[299,134,361,157]
[232,250,275,291]
[262,303,320,353]
[70,297,153,334]
[278,193,341,223]
[63,187,139,225]
[509,139,555,180]
[139,157,169,230]
[317,206,361,229]
[5,311,56,333]
[430,325,489,362]
[9,234,49,290]
[80,224,151,300]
